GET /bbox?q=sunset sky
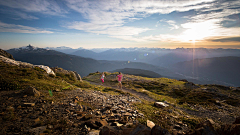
[0,0,240,50]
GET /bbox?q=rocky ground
[1,85,240,135]
[0,86,148,135]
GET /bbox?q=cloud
[64,0,215,41]
[0,0,67,16]
[209,37,240,42]
[0,21,53,33]
[14,11,39,20]
[158,19,179,30]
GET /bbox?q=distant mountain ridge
[172,56,240,87]
[110,68,162,78]
[6,45,178,78]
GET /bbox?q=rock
[123,112,132,116]
[129,124,151,135]
[189,120,218,135]
[83,114,93,120]
[29,126,47,135]
[95,119,108,127]
[35,65,55,75]
[233,116,240,124]
[99,126,120,135]
[87,130,100,135]
[23,103,35,107]
[24,86,40,97]
[6,106,15,112]
[151,125,170,135]
[174,125,182,130]
[53,89,61,92]
[73,71,82,81]
[47,125,53,129]
[147,120,155,129]
[154,102,169,108]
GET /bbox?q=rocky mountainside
[0,48,14,60]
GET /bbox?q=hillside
[1,54,240,134]
[110,68,162,78]
[172,56,240,87]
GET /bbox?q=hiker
[116,72,123,89]
[100,72,106,85]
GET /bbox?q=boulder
[147,120,155,129]
[129,124,151,135]
[188,120,218,135]
[233,116,240,124]
[151,125,170,135]
[24,86,40,97]
[99,126,120,135]
[35,65,55,75]
[154,102,169,108]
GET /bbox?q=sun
[179,19,219,43]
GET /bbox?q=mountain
[45,46,79,54]
[71,49,98,58]
[110,68,162,78]
[6,45,179,78]
[152,48,240,67]
[172,56,240,86]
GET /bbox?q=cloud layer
[0,0,239,43]
[0,21,53,33]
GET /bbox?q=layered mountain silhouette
[110,68,162,78]
[6,45,176,77]
[172,56,240,86]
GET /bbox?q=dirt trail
[87,81,156,102]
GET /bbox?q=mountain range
[5,45,240,87]
[6,45,177,78]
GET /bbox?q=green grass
[0,62,77,91]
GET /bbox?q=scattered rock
[154,102,169,108]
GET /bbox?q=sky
[0,0,240,50]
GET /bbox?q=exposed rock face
[24,86,40,97]
[0,49,14,60]
[52,67,82,81]
[0,55,55,75]
[35,65,55,75]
